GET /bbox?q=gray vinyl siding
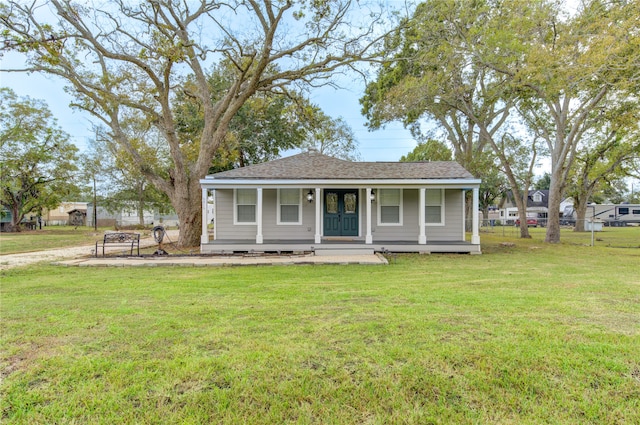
[262,189,316,240]
[372,189,418,241]
[215,189,256,240]
[215,189,316,241]
[426,189,464,241]
[215,187,464,242]
[371,189,463,242]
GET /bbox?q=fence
[479,219,640,248]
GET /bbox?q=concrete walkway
[1,230,387,270]
[57,253,388,267]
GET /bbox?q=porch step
[314,248,375,256]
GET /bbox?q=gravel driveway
[0,230,180,270]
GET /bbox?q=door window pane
[344,193,357,214]
[326,193,338,214]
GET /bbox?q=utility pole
[93,174,98,231]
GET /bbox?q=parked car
[515,218,538,227]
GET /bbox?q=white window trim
[377,188,403,226]
[277,188,302,225]
[425,188,445,226]
[234,188,257,225]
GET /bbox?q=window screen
[236,189,256,223]
[379,189,400,224]
[279,189,300,223]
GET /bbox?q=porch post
[472,186,480,244]
[201,187,209,244]
[314,187,322,244]
[256,187,263,244]
[365,187,373,244]
[418,188,426,244]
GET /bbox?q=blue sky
[1,50,417,162]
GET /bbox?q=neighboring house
[43,202,89,225]
[86,204,179,228]
[499,190,575,224]
[199,150,482,254]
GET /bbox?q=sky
[1,50,418,163]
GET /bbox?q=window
[425,189,444,225]
[278,189,301,224]
[618,207,629,215]
[533,192,543,203]
[378,189,402,225]
[235,189,256,224]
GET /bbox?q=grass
[1,231,639,424]
[0,226,124,255]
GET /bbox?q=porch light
[306,190,314,203]
[370,190,376,202]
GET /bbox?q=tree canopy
[1,0,390,246]
[0,88,79,230]
[361,0,640,240]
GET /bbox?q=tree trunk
[9,203,22,232]
[137,182,146,227]
[169,178,203,248]
[544,172,563,243]
[573,198,589,232]
[513,193,531,238]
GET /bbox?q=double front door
[324,189,358,236]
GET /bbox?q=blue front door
[324,190,358,237]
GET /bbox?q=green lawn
[0,226,122,255]
[1,232,639,424]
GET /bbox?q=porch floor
[201,239,481,254]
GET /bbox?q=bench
[95,232,140,257]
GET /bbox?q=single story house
[199,150,481,254]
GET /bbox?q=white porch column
[201,187,209,244]
[256,187,263,244]
[314,188,322,244]
[418,188,426,244]
[365,188,373,244]
[472,186,480,244]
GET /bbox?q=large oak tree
[1,0,389,246]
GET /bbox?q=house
[500,190,575,225]
[43,202,89,225]
[199,150,482,254]
[500,190,550,224]
[86,204,180,228]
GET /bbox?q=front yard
[1,230,639,424]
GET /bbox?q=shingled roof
[207,150,475,180]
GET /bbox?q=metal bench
[95,232,140,257]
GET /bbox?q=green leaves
[0,88,79,229]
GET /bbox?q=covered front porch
[199,150,482,255]
[199,185,481,255]
[200,238,481,255]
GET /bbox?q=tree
[496,0,640,242]
[1,0,390,246]
[565,102,640,231]
[299,105,360,161]
[0,88,79,231]
[534,173,551,191]
[82,126,171,227]
[361,0,549,237]
[399,139,452,162]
